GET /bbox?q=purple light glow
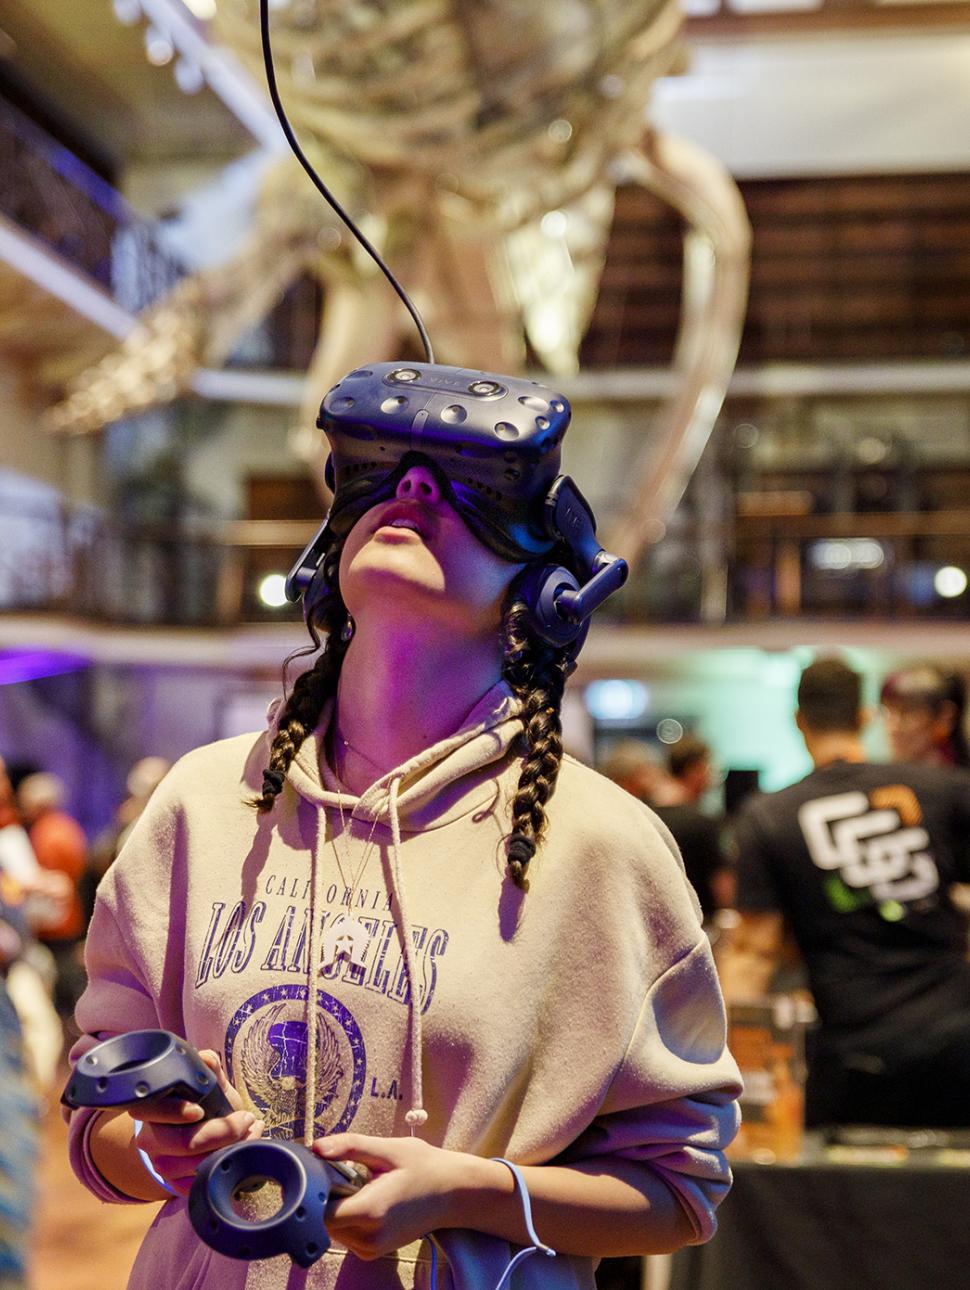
[0,651,91,686]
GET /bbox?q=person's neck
[331,615,505,794]
[804,731,867,769]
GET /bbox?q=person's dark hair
[252,545,570,890]
[797,658,862,732]
[667,734,710,780]
[250,553,351,815]
[880,665,970,767]
[500,592,571,887]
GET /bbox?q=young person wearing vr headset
[66,363,741,1289]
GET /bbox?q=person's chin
[348,555,447,602]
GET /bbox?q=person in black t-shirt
[719,657,970,1128]
[652,734,734,919]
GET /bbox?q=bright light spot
[547,118,573,144]
[174,59,205,93]
[145,26,175,65]
[112,0,141,24]
[540,210,568,238]
[657,718,684,745]
[258,574,289,608]
[598,73,625,99]
[856,436,889,465]
[183,0,217,16]
[935,565,968,598]
[810,539,885,572]
[585,680,649,723]
[292,51,315,84]
[733,422,759,449]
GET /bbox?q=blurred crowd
[0,754,169,1286]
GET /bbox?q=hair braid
[251,553,349,813]
[501,595,571,889]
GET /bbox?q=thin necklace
[334,726,386,774]
[319,773,383,972]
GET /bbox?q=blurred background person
[880,665,969,768]
[720,657,970,1128]
[881,667,970,919]
[652,734,735,920]
[0,760,73,1092]
[0,758,42,889]
[16,774,88,1023]
[0,875,41,1290]
[598,738,670,805]
[85,756,171,922]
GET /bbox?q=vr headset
[286,362,628,652]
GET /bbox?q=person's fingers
[138,1110,259,1157]
[312,1133,400,1172]
[132,1099,206,1126]
[197,1050,246,1113]
[138,1114,264,1197]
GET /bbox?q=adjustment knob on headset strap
[514,564,583,649]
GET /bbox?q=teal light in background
[620,646,895,794]
[585,679,650,723]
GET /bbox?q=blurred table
[668,1152,970,1290]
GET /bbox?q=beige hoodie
[69,683,741,1289]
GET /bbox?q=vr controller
[61,1029,366,1268]
[61,1029,234,1120]
[286,362,628,651]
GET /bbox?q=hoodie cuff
[68,1106,146,1204]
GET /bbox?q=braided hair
[500,590,572,890]
[254,549,572,889]
[251,549,350,814]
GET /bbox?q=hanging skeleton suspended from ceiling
[47,0,750,562]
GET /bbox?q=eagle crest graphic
[239,1000,344,1135]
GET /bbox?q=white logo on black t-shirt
[797,791,939,904]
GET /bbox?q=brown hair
[797,657,862,732]
[253,552,570,889]
[667,733,710,780]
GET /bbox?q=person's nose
[395,464,441,505]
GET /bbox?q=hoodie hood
[273,681,525,830]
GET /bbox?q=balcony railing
[1,499,968,629]
[0,95,184,310]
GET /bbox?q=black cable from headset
[258,0,435,365]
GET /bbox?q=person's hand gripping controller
[67,1032,264,1199]
[131,1049,265,1198]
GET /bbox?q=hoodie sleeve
[555,937,742,1245]
[66,798,176,1203]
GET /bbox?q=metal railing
[1,500,968,628]
[0,96,184,308]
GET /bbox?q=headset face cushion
[325,453,558,562]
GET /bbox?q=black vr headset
[285,362,628,653]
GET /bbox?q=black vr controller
[62,1029,366,1268]
[61,1029,234,1121]
[188,1138,364,1268]
[285,362,628,651]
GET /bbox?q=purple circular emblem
[225,984,366,1139]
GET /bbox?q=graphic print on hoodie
[69,682,742,1290]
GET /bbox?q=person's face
[882,699,954,764]
[338,463,525,637]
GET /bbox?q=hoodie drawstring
[387,773,429,1133]
[303,805,327,1148]
[303,773,426,1142]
